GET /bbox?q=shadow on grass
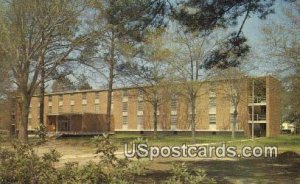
[137,156,300,184]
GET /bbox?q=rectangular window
[153,115,160,124]
[188,114,193,125]
[122,116,128,125]
[188,104,193,114]
[11,115,16,121]
[122,102,128,112]
[58,106,63,113]
[137,115,143,125]
[209,114,216,124]
[138,90,143,98]
[210,82,216,91]
[122,90,128,97]
[171,115,177,125]
[111,94,114,111]
[210,82,216,96]
[70,105,74,113]
[48,106,52,114]
[70,94,74,100]
[170,95,177,111]
[48,95,52,102]
[37,106,40,116]
[209,97,216,107]
[94,104,100,112]
[59,95,63,102]
[95,92,100,99]
[82,93,87,100]
[230,113,238,123]
[137,101,144,111]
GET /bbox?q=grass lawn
[1,133,299,183]
[49,134,300,184]
[110,133,246,149]
[224,135,300,153]
[3,133,299,155]
[43,133,300,154]
[132,134,300,183]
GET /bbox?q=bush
[0,135,147,184]
[164,163,216,184]
[92,135,147,183]
[0,136,213,183]
[0,141,61,183]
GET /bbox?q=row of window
[122,97,178,112]
[209,113,238,124]
[48,92,100,102]
[46,90,179,113]
[47,104,102,114]
[120,114,229,126]
[122,115,178,125]
[49,89,140,103]
[47,84,218,107]
[121,113,236,126]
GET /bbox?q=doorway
[58,118,70,132]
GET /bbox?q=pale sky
[60,0,293,90]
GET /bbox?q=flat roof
[32,75,277,97]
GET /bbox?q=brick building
[10,76,281,137]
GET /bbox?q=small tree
[120,29,173,138]
[261,1,300,133]
[0,0,87,141]
[168,29,219,142]
[212,68,247,138]
[80,0,140,133]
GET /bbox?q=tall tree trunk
[18,94,31,142]
[105,30,115,133]
[191,93,196,143]
[153,101,158,139]
[153,98,158,139]
[39,51,45,126]
[232,109,238,139]
[106,75,113,133]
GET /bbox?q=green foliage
[59,162,104,184]
[92,134,146,183]
[131,137,149,145]
[52,76,77,93]
[76,74,92,90]
[164,163,216,184]
[0,135,148,183]
[0,141,61,183]
[35,124,47,145]
[93,134,120,166]
[131,137,149,159]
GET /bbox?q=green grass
[2,133,299,183]
[110,133,246,148]
[225,135,300,153]
[2,133,299,154]
[47,133,247,152]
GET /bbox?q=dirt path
[36,138,263,166]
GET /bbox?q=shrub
[92,135,147,183]
[0,141,61,183]
[164,163,216,184]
